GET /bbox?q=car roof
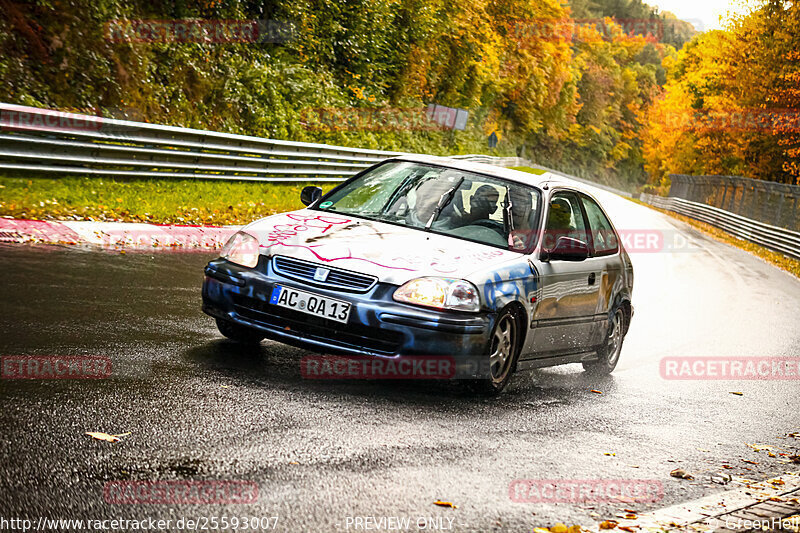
[387,154,574,190]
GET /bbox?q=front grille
[272,255,377,292]
[231,294,402,355]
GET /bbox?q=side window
[544,192,587,250]
[580,195,619,255]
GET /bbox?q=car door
[578,192,623,346]
[530,190,601,355]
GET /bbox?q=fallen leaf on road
[770,479,786,486]
[433,500,457,509]
[729,392,743,396]
[789,455,800,464]
[722,465,734,469]
[619,527,636,532]
[742,460,759,465]
[85,432,129,443]
[711,473,731,485]
[624,514,637,519]
[670,468,694,480]
[623,509,637,514]
[591,390,603,394]
[605,453,616,456]
[599,520,618,529]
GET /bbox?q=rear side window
[580,195,619,256]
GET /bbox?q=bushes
[0,0,695,188]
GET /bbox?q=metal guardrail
[640,193,800,260]
[669,174,800,231]
[0,104,535,181]
[0,103,405,182]
[449,154,528,167]
[528,163,633,198]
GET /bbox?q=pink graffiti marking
[254,212,514,274]
[271,242,417,272]
[263,213,352,243]
[257,213,416,271]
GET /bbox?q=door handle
[588,272,596,285]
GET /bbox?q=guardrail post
[775,193,785,227]
[761,188,771,223]
[737,185,744,214]
[720,182,728,209]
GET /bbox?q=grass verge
[1,166,543,225]
[510,166,547,176]
[0,174,338,225]
[632,198,800,279]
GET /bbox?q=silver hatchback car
[202,156,634,393]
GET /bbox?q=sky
[646,0,759,30]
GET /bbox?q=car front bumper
[202,257,493,359]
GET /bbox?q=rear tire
[468,307,521,395]
[583,307,625,374]
[216,318,264,344]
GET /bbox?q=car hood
[243,210,524,285]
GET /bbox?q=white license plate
[269,285,352,324]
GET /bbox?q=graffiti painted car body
[202,155,634,393]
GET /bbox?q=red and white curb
[0,218,241,250]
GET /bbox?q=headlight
[393,277,480,312]
[220,232,260,268]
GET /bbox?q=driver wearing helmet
[461,185,500,226]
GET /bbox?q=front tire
[216,318,264,344]
[468,307,520,395]
[583,307,625,374]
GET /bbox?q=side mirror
[543,237,589,262]
[301,186,323,206]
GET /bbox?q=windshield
[315,161,542,252]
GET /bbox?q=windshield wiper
[502,185,514,236]
[425,177,465,230]
[380,173,419,216]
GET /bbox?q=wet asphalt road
[1,192,799,532]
